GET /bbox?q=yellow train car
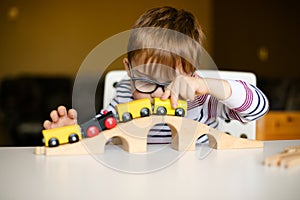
[116,98,152,122]
[42,124,82,147]
[153,97,187,117]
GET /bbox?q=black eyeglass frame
[128,63,172,94]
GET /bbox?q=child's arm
[43,106,78,129]
[217,79,269,122]
[161,75,232,107]
[161,75,269,122]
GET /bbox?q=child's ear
[123,58,130,77]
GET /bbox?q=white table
[0,140,300,200]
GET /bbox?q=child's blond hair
[127,6,205,74]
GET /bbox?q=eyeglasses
[128,63,172,94]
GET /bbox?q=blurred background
[0,0,299,146]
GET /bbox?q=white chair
[103,70,257,139]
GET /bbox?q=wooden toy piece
[116,98,152,122]
[205,127,263,150]
[264,145,300,168]
[35,142,92,156]
[35,124,148,156]
[35,115,263,156]
[81,110,117,138]
[115,98,188,122]
[35,146,45,155]
[280,153,300,168]
[42,124,82,147]
[153,97,187,117]
[40,110,117,150]
[264,152,295,166]
[284,145,300,153]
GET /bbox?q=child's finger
[161,89,171,100]
[170,93,178,108]
[163,80,179,108]
[43,120,51,129]
[50,110,59,122]
[181,82,195,100]
[68,109,77,120]
[57,106,67,117]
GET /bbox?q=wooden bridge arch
[36,115,263,156]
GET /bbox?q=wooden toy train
[42,98,187,147]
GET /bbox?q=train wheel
[156,106,167,115]
[48,138,59,147]
[104,117,117,129]
[122,112,132,122]
[175,108,185,117]
[140,108,150,117]
[86,126,100,137]
[68,133,79,144]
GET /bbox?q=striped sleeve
[105,79,133,115]
[219,80,269,122]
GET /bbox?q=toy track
[264,146,300,168]
[35,115,263,156]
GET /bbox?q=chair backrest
[103,70,257,139]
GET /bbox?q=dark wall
[213,0,299,78]
[0,76,72,146]
[213,0,300,110]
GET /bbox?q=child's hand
[161,75,208,108]
[43,106,78,129]
[161,75,232,108]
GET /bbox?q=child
[43,6,269,144]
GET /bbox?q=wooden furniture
[1,140,300,200]
[256,111,300,140]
